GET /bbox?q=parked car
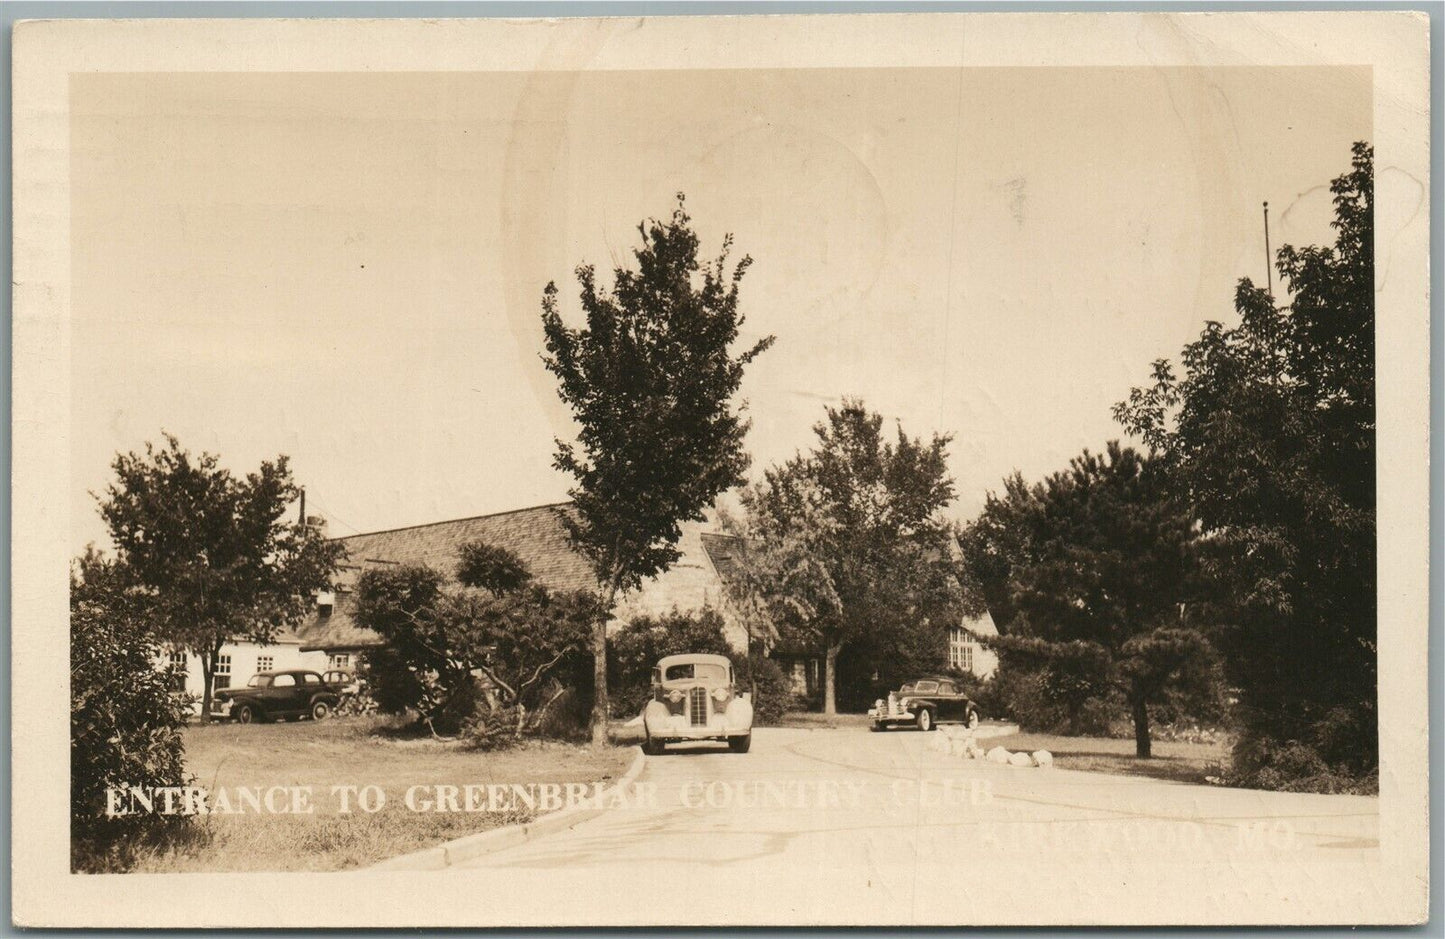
[868,677,975,732]
[322,668,362,696]
[210,670,340,723]
[642,653,753,754]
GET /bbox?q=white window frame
[256,654,274,672]
[166,650,188,693]
[948,629,975,673]
[214,653,232,690]
[329,652,352,670]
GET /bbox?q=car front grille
[689,687,708,727]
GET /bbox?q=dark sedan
[868,678,976,732]
[210,669,340,724]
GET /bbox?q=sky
[69,66,1371,551]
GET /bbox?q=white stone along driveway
[439,727,1386,925]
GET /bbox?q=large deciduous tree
[734,400,967,714]
[96,435,341,719]
[1115,144,1376,784]
[964,443,1217,756]
[540,196,774,744]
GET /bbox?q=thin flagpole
[1263,201,1273,300]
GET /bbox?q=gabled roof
[295,503,598,651]
[696,532,780,643]
[959,609,999,638]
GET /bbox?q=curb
[369,746,648,871]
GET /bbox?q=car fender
[724,695,753,731]
[642,700,672,736]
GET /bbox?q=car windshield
[247,675,270,688]
[911,680,939,694]
[664,663,728,683]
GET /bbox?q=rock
[1032,749,1054,768]
[986,746,1011,764]
[1009,751,1034,767]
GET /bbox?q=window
[256,655,273,672]
[948,629,976,672]
[664,663,727,683]
[938,681,957,696]
[273,674,297,687]
[329,653,351,670]
[214,653,232,690]
[302,673,321,685]
[912,680,939,694]
[247,674,271,688]
[166,650,188,693]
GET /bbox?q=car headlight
[874,699,885,709]
[712,687,730,703]
[667,689,684,704]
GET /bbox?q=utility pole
[299,488,306,528]
[1263,201,1273,299]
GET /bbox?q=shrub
[738,655,792,726]
[986,665,1122,736]
[70,551,193,872]
[354,548,593,736]
[1224,736,1377,794]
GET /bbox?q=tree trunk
[823,642,842,716]
[199,647,216,724]
[1132,696,1152,759]
[590,575,622,746]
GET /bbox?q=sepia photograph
[10,10,1432,928]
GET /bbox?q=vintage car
[868,677,977,732]
[210,669,341,724]
[642,653,753,754]
[322,668,363,696]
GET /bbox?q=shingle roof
[696,531,779,643]
[295,503,599,651]
[697,532,743,584]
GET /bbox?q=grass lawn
[127,715,636,873]
[989,731,1230,785]
[773,711,873,730]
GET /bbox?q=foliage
[353,542,594,738]
[962,443,1220,755]
[70,549,193,872]
[731,400,969,714]
[95,434,341,718]
[456,541,534,595]
[540,194,775,743]
[1115,144,1376,783]
[743,655,795,726]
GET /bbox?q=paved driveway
[450,727,1385,925]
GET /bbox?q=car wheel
[915,708,934,732]
[870,722,886,732]
[643,735,665,756]
[311,700,332,721]
[236,704,256,724]
[728,732,752,753]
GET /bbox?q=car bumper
[210,700,233,717]
[644,707,751,742]
[868,706,910,724]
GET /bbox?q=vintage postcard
[11,10,1431,927]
